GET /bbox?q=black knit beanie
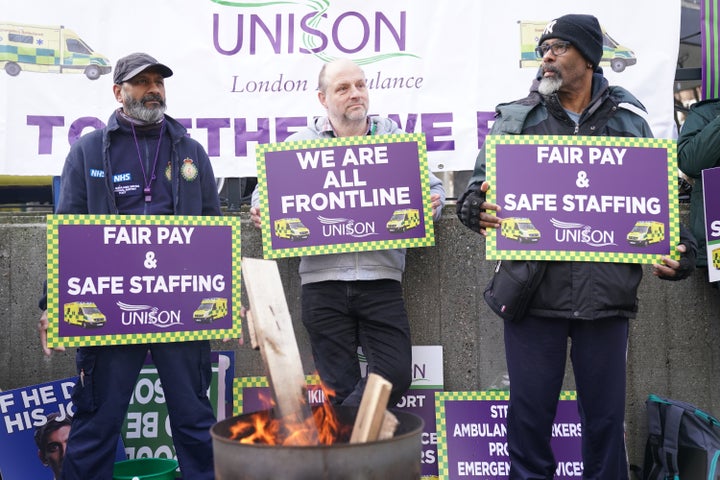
[538,14,603,67]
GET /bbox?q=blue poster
[0,378,123,479]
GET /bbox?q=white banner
[1,0,680,178]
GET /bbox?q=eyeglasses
[535,41,572,58]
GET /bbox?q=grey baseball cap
[113,52,173,84]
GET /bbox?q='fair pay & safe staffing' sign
[255,133,435,259]
[46,214,243,348]
[485,135,679,264]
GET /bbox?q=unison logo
[117,302,183,328]
[211,0,418,61]
[550,218,616,248]
[318,215,378,238]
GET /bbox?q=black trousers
[504,315,630,480]
[301,279,412,407]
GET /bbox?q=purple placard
[47,215,242,347]
[486,136,679,263]
[436,392,582,479]
[255,134,434,259]
[398,388,442,477]
[702,166,720,281]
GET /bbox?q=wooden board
[350,373,394,443]
[241,257,318,444]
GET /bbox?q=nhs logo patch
[113,172,132,182]
[89,168,105,178]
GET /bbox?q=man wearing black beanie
[457,13,697,480]
[538,14,604,71]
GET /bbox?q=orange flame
[229,382,351,446]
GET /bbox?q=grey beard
[538,76,562,96]
[125,101,166,123]
[121,91,167,123]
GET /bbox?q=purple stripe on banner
[712,0,717,98]
[702,0,720,98]
[702,0,708,97]
[716,0,719,98]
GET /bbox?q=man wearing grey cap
[37,52,219,479]
[457,14,696,479]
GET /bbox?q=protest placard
[485,135,679,264]
[46,214,242,347]
[0,378,124,479]
[702,166,720,282]
[435,391,582,479]
[0,352,231,479]
[255,134,435,259]
[122,352,233,461]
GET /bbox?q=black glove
[663,241,696,281]
[456,184,486,234]
[660,225,698,281]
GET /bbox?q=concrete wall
[1,207,718,468]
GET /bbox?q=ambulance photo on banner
[2,0,679,180]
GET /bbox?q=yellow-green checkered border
[256,134,435,259]
[434,390,577,478]
[485,135,680,264]
[46,214,243,348]
[1,45,58,66]
[233,374,322,415]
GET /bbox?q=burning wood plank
[241,257,319,445]
[350,373,398,443]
